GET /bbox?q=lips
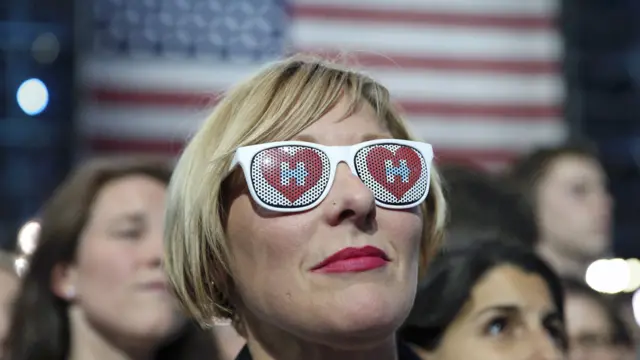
[140,280,168,291]
[311,246,390,273]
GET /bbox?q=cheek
[436,334,489,360]
[539,196,576,229]
[76,243,133,300]
[227,199,312,297]
[379,209,423,256]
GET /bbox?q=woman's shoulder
[234,342,421,360]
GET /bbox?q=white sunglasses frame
[229,139,434,213]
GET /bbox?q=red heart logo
[260,147,323,203]
[365,146,422,200]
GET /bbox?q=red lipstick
[311,246,390,273]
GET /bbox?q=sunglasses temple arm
[228,153,239,171]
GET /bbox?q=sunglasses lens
[354,143,430,206]
[250,145,331,209]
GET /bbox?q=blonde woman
[164,56,447,360]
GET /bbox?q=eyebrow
[474,304,560,320]
[293,134,317,143]
[109,212,146,226]
[292,133,391,144]
[473,304,519,319]
[361,133,391,141]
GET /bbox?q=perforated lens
[250,145,331,208]
[354,143,429,205]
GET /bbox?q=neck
[67,307,155,360]
[537,241,591,280]
[242,317,399,360]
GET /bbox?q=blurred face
[225,98,425,347]
[424,265,566,360]
[59,175,180,343]
[536,155,612,258]
[0,269,18,353]
[565,293,624,360]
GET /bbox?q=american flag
[78,0,566,169]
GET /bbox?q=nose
[527,331,564,360]
[592,189,613,226]
[598,191,613,216]
[323,163,376,228]
[140,229,164,269]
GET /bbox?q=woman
[562,278,634,360]
[163,56,447,360]
[510,144,612,279]
[0,251,19,358]
[4,157,218,360]
[400,240,568,360]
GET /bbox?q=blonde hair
[164,55,447,327]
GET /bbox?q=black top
[235,341,421,360]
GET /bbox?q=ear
[51,262,78,301]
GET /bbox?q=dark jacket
[234,341,421,360]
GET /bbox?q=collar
[234,341,421,360]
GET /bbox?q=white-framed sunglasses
[229,139,434,213]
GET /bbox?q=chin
[584,235,610,257]
[129,312,182,340]
[323,285,411,342]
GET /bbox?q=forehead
[90,175,167,218]
[295,97,390,146]
[565,294,611,333]
[467,265,554,311]
[544,155,605,184]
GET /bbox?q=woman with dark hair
[562,278,635,360]
[509,143,612,279]
[400,240,568,360]
[3,157,218,360]
[0,250,19,358]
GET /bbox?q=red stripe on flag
[398,101,561,118]
[89,89,560,120]
[292,4,555,30]
[87,137,521,164]
[291,50,559,74]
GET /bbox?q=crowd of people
[0,55,634,360]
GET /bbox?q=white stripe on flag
[79,58,562,104]
[292,0,559,17]
[78,104,567,150]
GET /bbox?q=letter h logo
[385,160,410,183]
[281,162,308,186]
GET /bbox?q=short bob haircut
[164,55,448,327]
[400,239,568,351]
